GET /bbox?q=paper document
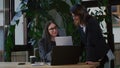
[106,49,115,61]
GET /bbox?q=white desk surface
[0,62,99,68]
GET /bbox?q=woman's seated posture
[38,20,59,62]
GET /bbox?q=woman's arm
[38,39,46,61]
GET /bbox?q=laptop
[55,36,73,46]
[50,36,81,65]
[51,46,81,65]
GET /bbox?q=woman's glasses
[48,26,57,31]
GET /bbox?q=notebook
[55,36,73,46]
[51,46,82,65]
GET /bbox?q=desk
[0,62,99,68]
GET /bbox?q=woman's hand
[85,61,96,65]
[85,61,100,67]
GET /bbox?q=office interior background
[0,0,120,68]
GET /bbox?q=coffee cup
[30,56,36,64]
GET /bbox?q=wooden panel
[115,50,120,65]
[0,50,3,61]
[11,51,28,62]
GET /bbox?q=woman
[38,20,59,62]
[70,4,109,66]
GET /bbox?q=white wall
[0,0,4,50]
[0,13,4,26]
[0,28,4,50]
[15,0,24,45]
[113,27,120,43]
[15,15,24,45]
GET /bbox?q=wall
[15,0,24,45]
[15,15,24,45]
[113,27,120,43]
[113,27,120,68]
[0,28,4,50]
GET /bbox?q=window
[112,5,120,27]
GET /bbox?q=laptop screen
[55,36,73,46]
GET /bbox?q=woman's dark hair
[70,4,90,25]
[43,20,58,39]
[42,20,59,44]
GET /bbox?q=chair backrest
[58,28,66,36]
